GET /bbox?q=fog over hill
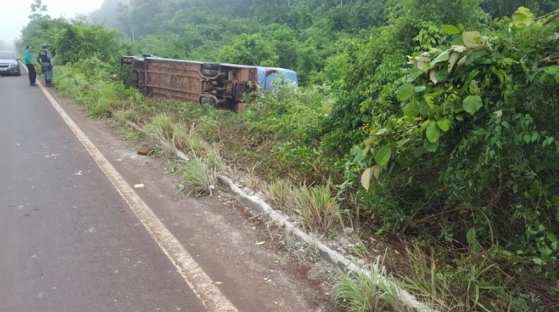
[0,0,105,46]
[89,0,129,33]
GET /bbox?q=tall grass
[172,124,224,172]
[87,97,113,118]
[267,179,296,214]
[401,246,512,311]
[180,157,215,196]
[294,184,342,233]
[335,261,402,312]
[145,113,174,141]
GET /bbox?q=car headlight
[8,63,17,68]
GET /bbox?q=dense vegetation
[20,0,558,310]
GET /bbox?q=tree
[29,0,48,20]
[482,0,559,17]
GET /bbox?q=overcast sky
[0,0,104,48]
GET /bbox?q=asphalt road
[0,72,206,311]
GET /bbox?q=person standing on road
[37,44,53,87]
[22,46,37,86]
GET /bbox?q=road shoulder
[52,91,336,312]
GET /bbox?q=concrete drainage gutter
[216,175,436,312]
[127,120,436,312]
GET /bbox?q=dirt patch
[53,93,339,312]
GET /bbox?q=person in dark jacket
[37,44,54,87]
[22,46,37,86]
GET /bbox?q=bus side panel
[145,58,202,103]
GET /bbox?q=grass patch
[145,113,174,141]
[171,123,192,151]
[179,157,216,196]
[87,98,113,118]
[112,109,141,125]
[267,179,297,214]
[294,184,342,233]
[399,245,527,312]
[205,144,225,172]
[335,261,402,312]
[172,124,225,172]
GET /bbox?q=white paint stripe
[21,62,29,74]
[37,83,238,312]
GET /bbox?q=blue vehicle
[256,67,298,91]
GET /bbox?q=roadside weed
[146,113,174,141]
[87,98,112,118]
[294,184,341,233]
[335,261,402,312]
[171,123,191,150]
[173,124,225,172]
[267,179,296,214]
[401,245,511,311]
[113,109,140,124]
[179,157,215,196]
[185,128,212,158]
[205,144,225,172]
[400,246,452,310]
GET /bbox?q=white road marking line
[21,62,29,74]
[37,83,238,312]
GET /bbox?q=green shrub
[54,58,132,115]
[349,8,559,272]
[243,84,338,182]
[20,16,126,66]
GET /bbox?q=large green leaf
[463,31,482,48]
[426,121,441,143]
[397,84,415,102]
[425,141,439,152]
[374,145,392,167]
[544,66,559,82]
[512,7,534,28]
[441,24,461,35]
[403,101,418,117]
[463,95,483,115]
[437,119,451,132]
[432,50,449,65]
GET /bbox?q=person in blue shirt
[22,46,36,86]
[37,44,54,87]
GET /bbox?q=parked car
[0,51,21,76]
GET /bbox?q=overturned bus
[121,56,298,111]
